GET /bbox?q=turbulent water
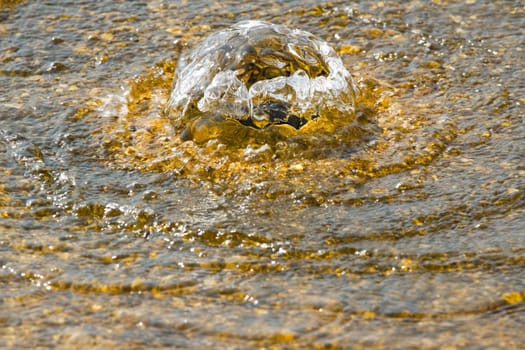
[1,1,524,349]
[165,20,357,140]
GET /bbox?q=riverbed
[1,1,524,348]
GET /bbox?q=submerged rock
[166,20,357,141]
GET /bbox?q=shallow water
[1,1,524,349]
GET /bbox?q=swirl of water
[166,21,357,140]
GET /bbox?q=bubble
[166,20,357,142]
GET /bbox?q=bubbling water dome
[166,20,357,141]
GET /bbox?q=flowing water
[1,1,524,349]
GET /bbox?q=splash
[165,20,357,142]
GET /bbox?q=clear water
[1,1,524,349]
[166,20,357,137]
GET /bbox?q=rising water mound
[165,20,358,142]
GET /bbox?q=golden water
[1,1,524,349]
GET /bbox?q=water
[1,1,524,349]
[166,20,357,138]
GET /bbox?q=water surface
[1,1,524,349]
